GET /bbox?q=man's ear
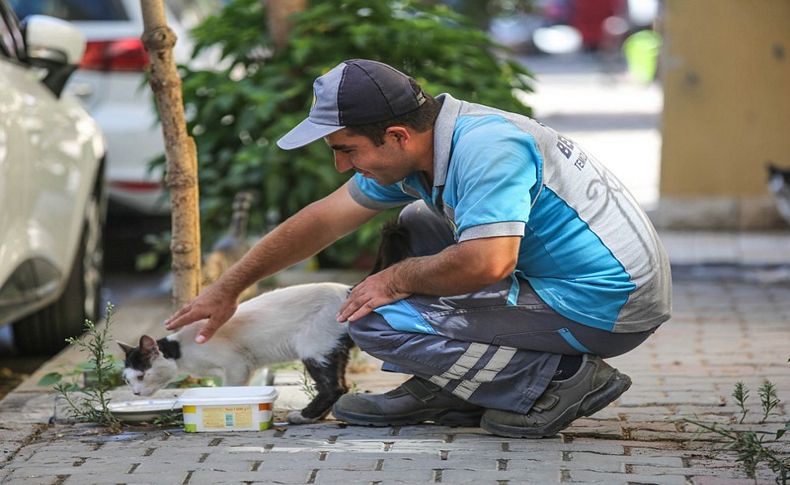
[139,335,160,355]
[386,126,410,145]
[117,341,134,355]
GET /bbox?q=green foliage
[733,381,749,424]
[685,379,789,484]
[51,303,122,430]
[38,357,125,392]
[175,0,533,266]
[759,381,780,424]
[135,231,172,272]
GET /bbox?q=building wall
[658,0,790,229]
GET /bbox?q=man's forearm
[216,203,340,296]
[391,243,505,297]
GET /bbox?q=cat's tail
[366,221,412,277]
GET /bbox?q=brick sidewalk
[1,273,788,484]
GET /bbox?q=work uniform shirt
[348,94,671,333]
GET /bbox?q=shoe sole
[480,371,632,439]
[332,407,484,428]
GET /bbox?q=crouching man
[166,59,671,438]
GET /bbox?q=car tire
[13,168,106,355]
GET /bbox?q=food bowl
[179,386,278,432]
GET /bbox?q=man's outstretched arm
[165,182,380,342]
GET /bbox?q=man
[165,59,671,438]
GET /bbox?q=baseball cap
[277,59,426,150]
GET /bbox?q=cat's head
[767,163,790,188]
[117,335,180,396]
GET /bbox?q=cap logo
[416,90,426,106]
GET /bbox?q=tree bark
[265,0,307,53]
[139,0,201,308]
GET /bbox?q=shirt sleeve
[348,173,419,210]
[450,118,541,242]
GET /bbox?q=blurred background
[11,0,790,270]
[1,0,788,385]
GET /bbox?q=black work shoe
[331,376,484,427]
[480,355,631,438]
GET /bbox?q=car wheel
[13,171,105,355]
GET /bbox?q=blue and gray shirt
[348,94,671,333]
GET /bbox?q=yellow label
[201,405,253,429]
[182,405,196,414]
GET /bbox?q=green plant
[50,303,121,430]
[38,356,125,392]
[134,231,172,272]
[759,381,780,424]
[684,379,789,484]
[300,365,318,400]
[170,0,533,267]
[733,381,749,424]
[152,410,184,428]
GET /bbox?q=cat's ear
[139,335,160,355]
[117,341,135,355]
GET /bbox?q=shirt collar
[431,93,462,188]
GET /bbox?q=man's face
[324,128,414,186]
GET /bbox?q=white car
[0,3,106,354]
[11,0,223,216]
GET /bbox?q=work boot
[480,355,631,438]
[332,376,484,427]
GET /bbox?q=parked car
[10,0,224,217]
[0,2,106,354]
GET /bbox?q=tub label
[202,405,253,429]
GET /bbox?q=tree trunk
[265,0,307,53]
[139,0,201,308]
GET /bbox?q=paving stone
[567,469,690,484]
[2,276,789,483]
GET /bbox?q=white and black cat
[768,163,790,226]
[119,222,412,424]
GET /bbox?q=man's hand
[337,267,410,322]
[164,284,239,343]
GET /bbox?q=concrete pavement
[1,231,789,484]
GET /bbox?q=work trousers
[349,201,655,413]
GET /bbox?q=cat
[201,191,257,302]
[768,163,790,226]
[119,221,412,424]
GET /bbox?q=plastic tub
[179,386,278,432]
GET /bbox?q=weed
[300,366,317,400]
[759,380,780,424]
[685,378,789,484]
[152,410,184,428]
[52,302,121,431]
[733,381,749,424]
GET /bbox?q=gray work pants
[348,201,655,414]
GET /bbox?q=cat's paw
[287,410,319,424]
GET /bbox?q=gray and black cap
[277,59,426,150]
